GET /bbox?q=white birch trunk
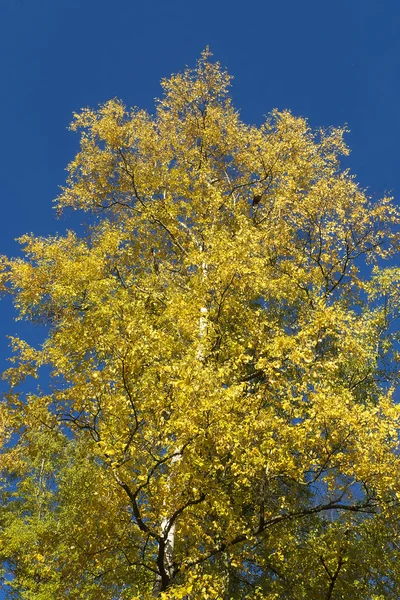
[153,258,208,595]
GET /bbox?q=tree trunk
[153,260,208,595]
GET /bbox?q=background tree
[0,50,399,599]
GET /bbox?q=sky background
[0,0,399,594]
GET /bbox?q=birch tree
[1,50,400,599]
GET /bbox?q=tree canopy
[1,50,400,599]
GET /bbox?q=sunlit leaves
[0,50,399,598]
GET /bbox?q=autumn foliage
[0,51,400,599]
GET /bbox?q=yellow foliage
[0,50,400,599]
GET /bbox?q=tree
[0,50,400,599]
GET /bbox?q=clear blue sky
[0,0,399,595]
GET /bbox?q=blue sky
[1,0,399,347]
[0,0,399,595]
